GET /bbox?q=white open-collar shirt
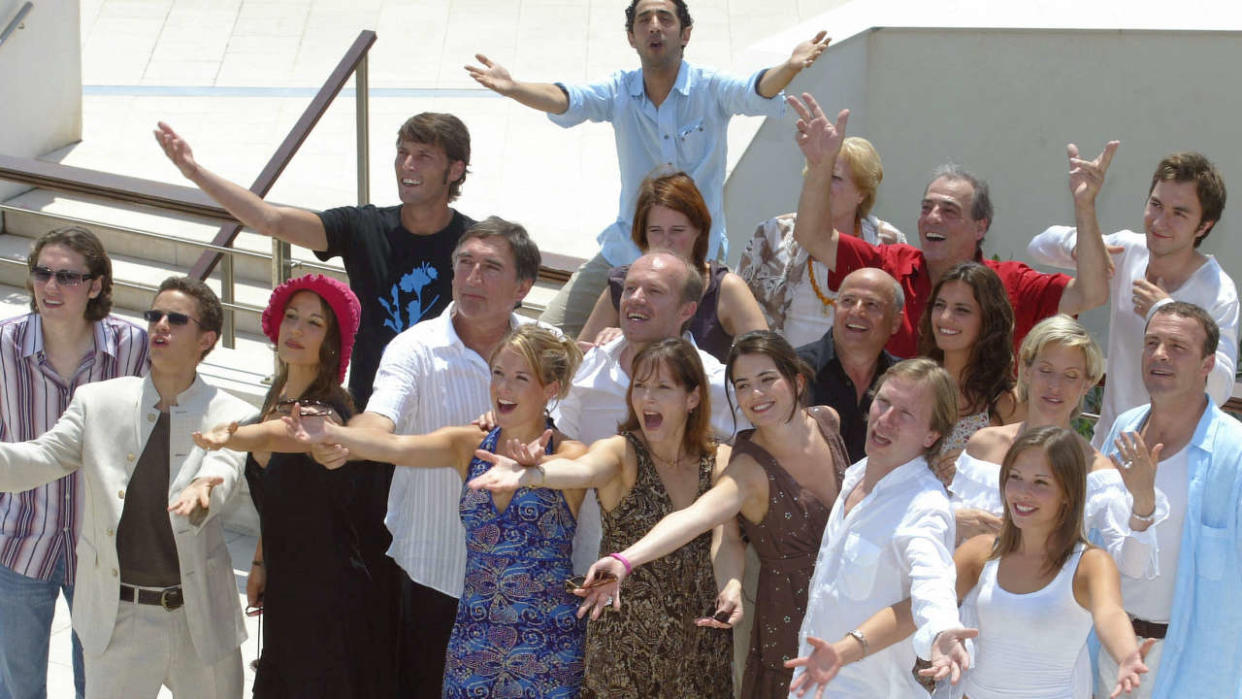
[795,455,961,698]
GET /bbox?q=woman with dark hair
[468,337,734,697]
[918,261,1020,483]
[573,330,850,697]
[788,427,1153,699]
[578,171,767,361]
[192,274,395,697]
[283,324,589,697]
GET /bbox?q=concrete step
[1,188,340,284]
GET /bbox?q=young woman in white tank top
[784,427,1153,698]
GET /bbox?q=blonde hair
[1016,315,1104,417]
[839,137,885,219]
[875,358,959,457]
[489,325,582,401]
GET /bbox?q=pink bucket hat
[261,274,361,383]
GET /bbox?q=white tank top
[962,544,1093,699]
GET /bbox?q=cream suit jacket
[0,374,256,663]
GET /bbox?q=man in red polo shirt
[785,94,1111,357]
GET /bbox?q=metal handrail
[190,29,376,284]
[0,1,31,50]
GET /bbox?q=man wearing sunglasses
[0,276,256,698]
[0,226,148,699]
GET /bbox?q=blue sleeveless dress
[442,428,586,698]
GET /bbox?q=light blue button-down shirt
[1104,400,1242,698]
[550,60,786,266]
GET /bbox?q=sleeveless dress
[941,409,992,455]
[734,406,849,698]
[245,401,393,698]
[608,261,734,361]
[962,544,1093,698]
[581,432,732,698]
[442,428,586,698]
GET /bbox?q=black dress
[245,409,396,698]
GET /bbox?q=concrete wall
[0,0,82,201]
[725,27,1242,339]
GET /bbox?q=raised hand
[786,93,849,168]
[1109,638,1155,698]
[695,580,742,629]
[310,442,350,470]
[168,476,224,518]
[464,54,515,95]
[1067,140,1120,205]
[592,326,623,347]
[574,555,626,620]
[472,410,498,433]
[466,450,527,492]
[1110,430,1161,517]
[192,421,238,451]
[502,429,552,467]
[788,31,831,70]
[919,627,979,684]
[1131,278,1170,319]
[785,636,844,698]
[153,122,201,180]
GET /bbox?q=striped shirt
[365,303,536,598]
[0,313,148,583]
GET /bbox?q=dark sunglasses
[143,309,201,326]
[30,266,95,287]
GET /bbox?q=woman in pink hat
[193,274,393,697]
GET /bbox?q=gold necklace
[807,258,836,316]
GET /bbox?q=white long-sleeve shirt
[795,456,960,697]
[1026,227,1238,446]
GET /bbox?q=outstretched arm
[468,435,626,493]
[1075,548,1152,698]
[787,93,847,269]
[1057,141,1119,315]
[153,122,328,250]
[756,31,831,98]
[464,54,569,114]
[286,410,476,478]
[193,417,313,455]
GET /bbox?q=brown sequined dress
[736,406,848,698]
[581,432,733,698]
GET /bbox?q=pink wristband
[608,552,633,576]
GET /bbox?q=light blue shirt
[1104,400,1242,698]
[551,60,786,266]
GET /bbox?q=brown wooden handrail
[188,29,377,280]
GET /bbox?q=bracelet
[251,560,264,568]
[847,628,869,658]
[1130,506,1157,524]
[608,552,633,576]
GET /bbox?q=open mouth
[749,400,775,416]
[1011,502,1037,517]
[400,177,422,187]
[936,326,961,336]
[643,410,664,431]
[152,335,171,347]
[496,399,517,415]
[843,322,870,333]
[924,232,946,242]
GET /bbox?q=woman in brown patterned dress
[468,337,735,698]
[579,331,850,697]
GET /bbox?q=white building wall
[0,0,82,201]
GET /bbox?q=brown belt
[119,584,184,611]
[1130,615,1168,640]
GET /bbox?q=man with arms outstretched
[467,0,829,335]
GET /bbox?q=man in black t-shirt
[155,113,474,405]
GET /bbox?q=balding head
[619,251,702,345]
[834,267,903,359]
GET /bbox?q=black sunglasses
[143,309,201,326]
[30,266,95,287]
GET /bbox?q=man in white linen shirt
[552,251,744,570]
[1027,150,1237,446]
[789,358,964,697]
[330,217,542,695]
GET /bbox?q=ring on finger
[1121,460,1133,470]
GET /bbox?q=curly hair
[918,261,1014,418]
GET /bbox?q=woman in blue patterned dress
[285,325,588,697]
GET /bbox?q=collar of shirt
[19,314,123,362]
[625,59,692,101]
[435,301,533,363]
[839,453,936,515]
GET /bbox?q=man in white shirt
[1096,302,1242,698]
[329,217,541,696]
[789,358,964,697]
[1027,150,1237,445]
